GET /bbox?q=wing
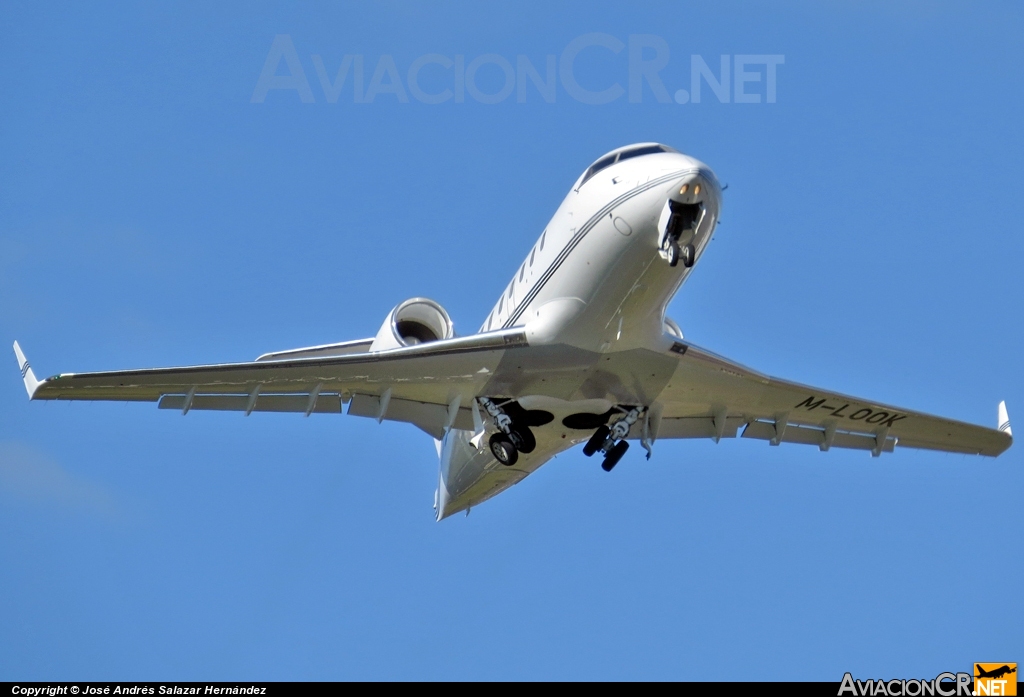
[649,341,1011,457]
[13,330,529,439]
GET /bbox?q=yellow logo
[975,664,1017,696]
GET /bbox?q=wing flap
[740,420,895,453]
[654,416,744,439]
[157,393,344,414]
[349,393,447,438]
[645,416,896,453]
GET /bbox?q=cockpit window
[579,144,670,187]
[618,144,666,162]
[580,154,617,186]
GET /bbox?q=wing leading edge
[651,341,1011,457]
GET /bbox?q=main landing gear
[489,432,519,467]
[479,397,537,467]
[582,406,645,471]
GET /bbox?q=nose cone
[669,167,720,208]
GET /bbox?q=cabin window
[498,297,503,313]
[519,265,525,282]
[530,247,536,266]
[540,231,546,251]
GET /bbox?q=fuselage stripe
[501,168,696,329]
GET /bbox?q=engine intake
[369,298,454,352]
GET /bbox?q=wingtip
[998,400,1012,439]
[12,340,41,399]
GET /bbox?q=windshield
[579,144,673,187]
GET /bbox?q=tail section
[998,400,1012,438]
[12,341,41,399]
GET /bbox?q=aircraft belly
[483,345,677,405]
[435,344,681,519]
[437,427,582,519]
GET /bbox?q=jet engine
[369,297,454,352]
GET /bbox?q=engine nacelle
[369,297,454,352]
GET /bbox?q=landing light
[694,184,701,195]
[679,184,688,194]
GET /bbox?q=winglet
[13,341,42,399]
[998,400,1012,438]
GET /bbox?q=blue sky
[1,1,1021,681]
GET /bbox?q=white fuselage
[436,144,722,519]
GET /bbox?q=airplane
[13,142,1013,520]
[976,665,1016,680]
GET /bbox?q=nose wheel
[664,240,695,268]
[681,243,694,268]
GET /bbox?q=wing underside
[13,331,529,439]
[647,341,1011,457]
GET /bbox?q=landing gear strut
[479,397,536,466]
[581,406,645,471]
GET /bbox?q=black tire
[601,440,629,471]
[583,425,610,457]
[667,241,680,267]
[682,244,695,268]
[509,426,536,454]
[490,433,519,466]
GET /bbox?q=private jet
[13,143,1013,520]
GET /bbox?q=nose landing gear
[661,200,701,268]
[581,406,645,471]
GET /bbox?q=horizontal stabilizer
[12,341,41,399]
